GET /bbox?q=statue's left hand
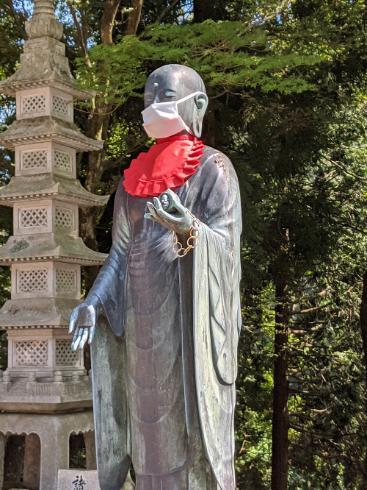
[144,189,193,236]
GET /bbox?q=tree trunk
[271,277,289,490]
[360,271,367,385]
[359,271,367,488]
[82,106,112,288]
[193,0,214,22]
[271,225,290,490]
[193,0,225,22]
[100,0,121,44]
[202,92,216,147]
[125,0,144,35]
[80,0,144,288]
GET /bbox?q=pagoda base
[0,410,95,489]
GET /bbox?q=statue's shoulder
[201,145,238,182]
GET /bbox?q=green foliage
[236,285,275,488]
[237,87,367,488]
[76,20,326,107]
[0,1,26,77]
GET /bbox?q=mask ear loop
[176,91,206,105]
[142,91,205,113]
[176,92,206,136]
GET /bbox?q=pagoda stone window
[7,329,84,375]
[12,263,51,299]
[14,202,51,235]
[52,95,70,119]
[21,94,47,116]
[2,433,40,490]
[22,149,48,171]
[15,142,76,177]
[12,262,80,300]
[17,268,49,295]
[13,200,79,236]
[16,87,73,122]
[9,336,51,371]
[54,202,78,236]
[55,206,75,232]
[69,431,97,470]
[54,148,73,175]
[14,340,49,367]
[55,268,78,297]
[55,339,79,367]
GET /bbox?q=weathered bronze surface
[69,64,242,490]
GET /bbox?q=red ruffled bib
[123,134,204,197]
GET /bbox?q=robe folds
[88,146,242,490]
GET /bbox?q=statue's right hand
[69,296,99,351]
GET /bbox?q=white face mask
[141,91,204,139]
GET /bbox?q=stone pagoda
[0,1,107,488]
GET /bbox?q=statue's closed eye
[164,89,176,98]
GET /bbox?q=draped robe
[88,146,242,490]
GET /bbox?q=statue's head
[142,64,208,139]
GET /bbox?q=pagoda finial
[33,0,56,16]
[25,0,62,40]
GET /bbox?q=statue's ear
[195,93,208,113]
[192,93,208,137]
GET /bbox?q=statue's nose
[153,82,160,103]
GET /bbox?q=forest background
[1,0,367,489]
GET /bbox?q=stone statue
[69,64,242,490]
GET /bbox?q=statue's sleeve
[89,180,132,489]
[190,152,242,490]
[193,152,242,384]
[87,179,130,336]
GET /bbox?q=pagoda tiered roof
[0,117,103,152]
[0,78,92,101]
[0,233,107,265]
[0,174,109,207]
[0,375,93,413]
[0,297,80,329]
